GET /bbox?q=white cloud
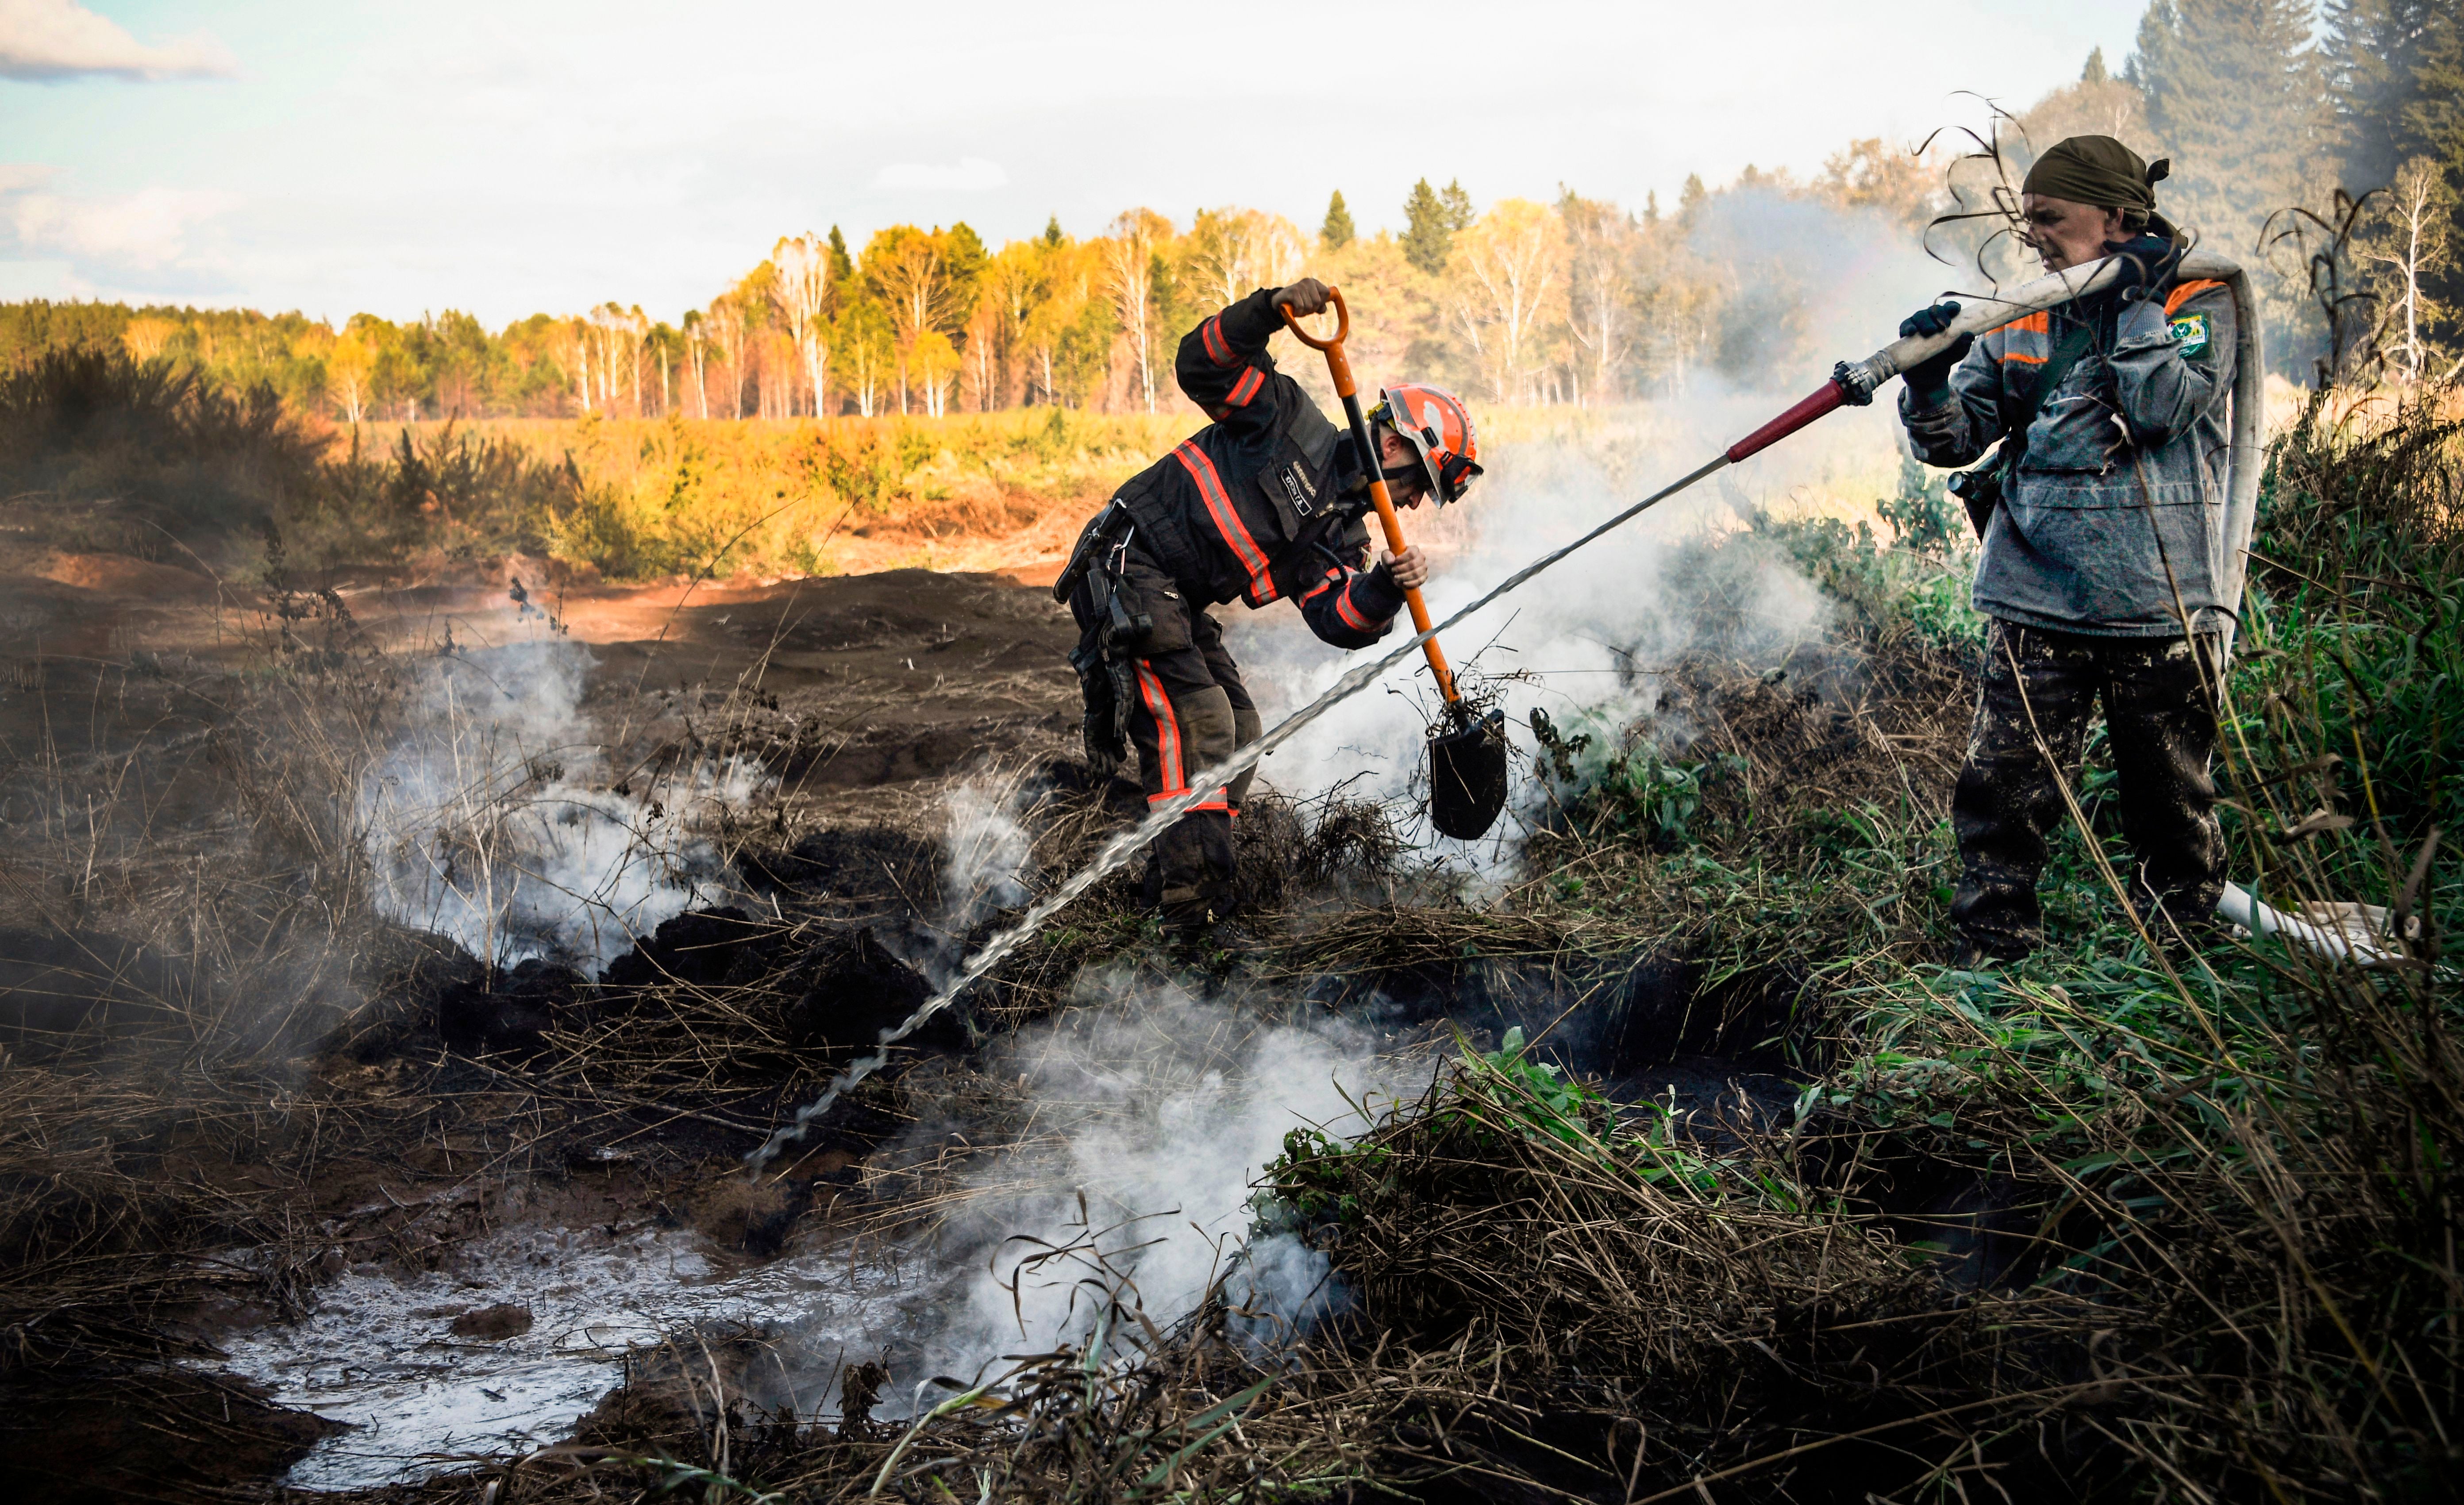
[873,156,1009,192]
[0,257,73,297]
[0,171,233,267]
[0,0,2152,322]
[0,0,236,81]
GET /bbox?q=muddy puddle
[210,1219,913,1491]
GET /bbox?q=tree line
[2,0,2455,420]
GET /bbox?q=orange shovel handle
[1278,289,1460,707]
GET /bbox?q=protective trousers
[1069,542,1262,934]
[1950,620,2224,958]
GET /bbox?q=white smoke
[358,638,763,973]
[904,971,1417,1388]
[939,777,1033,932]
[1226,193,1948,870]
[1223,412,1847,877]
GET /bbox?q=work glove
[1897,302,1973,404]
[1273,278,1333,318]
[2103,232,2185,303]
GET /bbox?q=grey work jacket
[1900,276,2238,637]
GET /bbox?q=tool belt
[1058,502,1151,778]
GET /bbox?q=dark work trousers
[1950,620,2225,957]
[1069,542,1262,932]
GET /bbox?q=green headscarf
[2022,135,2176,237]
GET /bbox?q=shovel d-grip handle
[1279,288,1463,709]
[1278,286,1349,352]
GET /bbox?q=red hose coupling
[1724,379,1849,464]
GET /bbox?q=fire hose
[749,248,2313,1176]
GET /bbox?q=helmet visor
[1379,388,1472,504]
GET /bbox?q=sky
[0,0,2155,327]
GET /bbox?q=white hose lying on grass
[2218,883,2404,968]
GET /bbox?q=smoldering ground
[360,635,767,974]
[877,972,1422,1397]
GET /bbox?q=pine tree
[1042,216,1066,248]
[2322,0,2442,191]
[2128,0,2329,257]
[2402,4,2464,321]
[1401,178,1452,273]
[826,226,855,288]
[1320,191,1355,251]
[1440,179,1475,231]
[2084,46,2110,85]
[2404,3,2464,169]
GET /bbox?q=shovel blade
[1428,708,1509,839]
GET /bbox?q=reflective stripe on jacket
[1104,288,1408,650]
[1901,277,2238,637]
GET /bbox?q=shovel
[1281,288,1509,840]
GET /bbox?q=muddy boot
[1947,932,2027,970]
[1144,805,1236,952]
[1159,894,1222,957]
[2138,892,2226,964]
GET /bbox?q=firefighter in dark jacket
[1056,277,1483,939]
[1896,136,2235,964]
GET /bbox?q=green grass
[1233,385,2464,1499]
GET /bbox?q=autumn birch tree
[866,227,952,415]
[704,293,747,418]
[1103,209,1170,413]
[835,294,893,417]
[1447,199,1564,405]
[773,235,833,416]
[681,309,708,417]
[1559,192,1635,405]
[329,330,375,423]
[1188,208,1307,308]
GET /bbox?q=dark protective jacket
[1901,276,2237,636]
[1109,288,1409,649]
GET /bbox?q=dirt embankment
[0,543,1086,802]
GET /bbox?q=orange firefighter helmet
[1371,383,1483,505]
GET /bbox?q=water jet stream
[745,453,1732,1177]
[751,244,2268,1176]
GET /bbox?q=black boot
[1947,931,2029,970]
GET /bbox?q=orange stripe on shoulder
[1995,311,2049,337]
[2164,279,2225,317]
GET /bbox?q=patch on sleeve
[2167,311,2211,357]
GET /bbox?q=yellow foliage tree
[328,331,377,424]
[1446,199,1567,406]
[912,329,961,418]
